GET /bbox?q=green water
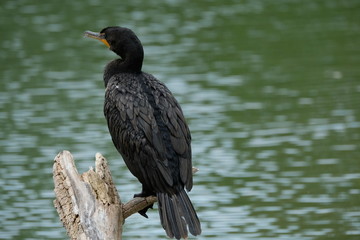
[1,0,359,239]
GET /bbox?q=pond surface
[1,0,359,239]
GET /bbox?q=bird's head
[84,26,143,61]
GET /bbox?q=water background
[1,0,359,239]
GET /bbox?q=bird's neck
[103,54,143,87]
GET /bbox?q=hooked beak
[84,30,110,48]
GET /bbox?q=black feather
[88,26,201,239]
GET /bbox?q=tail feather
[158,193,172,238]
[157,190,201,239]
[178,190,201,236]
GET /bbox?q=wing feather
[105,73,193,193]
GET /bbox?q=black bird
[84,26,201,239]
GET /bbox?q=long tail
[157,190,201,239]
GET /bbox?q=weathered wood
[53,150,198,239]
[123,196,157,219]
[53,151,123,240]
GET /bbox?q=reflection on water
[1,0,359,239]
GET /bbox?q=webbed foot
[133,191,155,218]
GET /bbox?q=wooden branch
[53,150,199,239]
[122,196,157,219]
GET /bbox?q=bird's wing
[152,80,193,191]
[105,77,166,189]
[105,74,193,192]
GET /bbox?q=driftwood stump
[53,150,156,240]
[53,150,198,239]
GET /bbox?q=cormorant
[84,26,201,239]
